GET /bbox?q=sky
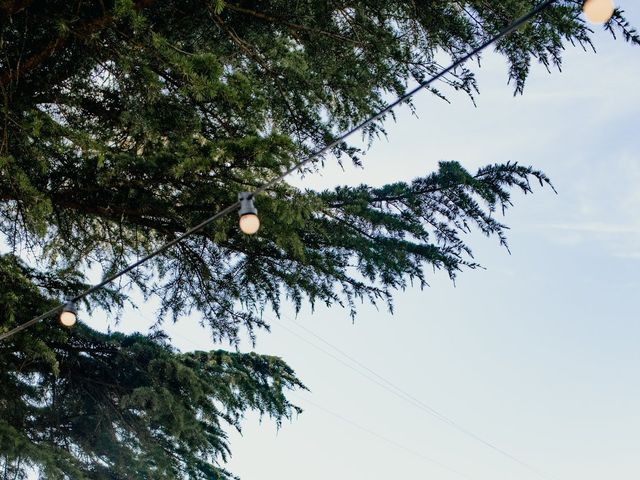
[86,3,640,480]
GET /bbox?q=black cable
[0,0,556,343]
[251,0,556,197]
[0,202,240,341]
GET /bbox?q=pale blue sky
[96,3,640,479]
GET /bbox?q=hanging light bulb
[59,301,78,327]
[238,192,260,235]
[582,0,615,24]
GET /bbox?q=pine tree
[1,0,638,477]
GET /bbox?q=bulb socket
[238,192,257,217]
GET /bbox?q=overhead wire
[288,391,474,480]
[274,316,558,480]
[0,0,557,341]
[131,308,557,480]
[125,309,475,480]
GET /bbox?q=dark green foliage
[0,0,637,477]
[0,255,303,479]
[2,0,637,336]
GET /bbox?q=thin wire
[0,202,240,341]
[98,290,555,480]
[251,0,556,198]
[0,0,556,343]
[110,312,471,478]
[275,317,559,480]
[289,391,474,480]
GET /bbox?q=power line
[275,317,558,480]
[118,308,554,480]
[0,0,556,342]
[85,290,556,480]
[114,311,472,478]
[289,391,474,480]
[109,308,544,480]
[149,315,475,478]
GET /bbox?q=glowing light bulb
[583,0,615,24]
[59,311,77,327]
[239,213,260,235]
[238,192,260,235]
[59,301,77,327]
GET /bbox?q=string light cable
[1,0,607,343]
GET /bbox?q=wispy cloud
[539,222,640,234]
[532,221,640,260]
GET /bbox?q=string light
[238,192,260,235]
[582,0,615,24]
[0,0,558,342]
[59,301,78,327]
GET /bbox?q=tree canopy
[0,0,638,477]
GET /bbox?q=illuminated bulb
[582,0,615,24]
[59,301,77,327]
[239,213,260,235]
[238,192,260,235]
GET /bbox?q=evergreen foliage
[0,0,637,477]
[0,255,303,478]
